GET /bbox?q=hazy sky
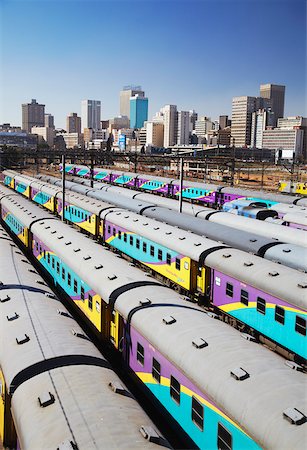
[0,0,306,129]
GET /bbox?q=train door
[110,310,119,349]
[0,370,16,448]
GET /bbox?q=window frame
[137,342,145,366]
[226,282,233,298]
[170,375,181,405]
[152,357,161,383]
[257,296,266,315]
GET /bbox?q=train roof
[1,192,53,227]
[202,211,307,248]
[271,203,307,214]
[105,209,226,261]
[0,227,163,450]
[30,218,162,305]
[264,243,307,273]
[296,197,307,207]
[86,189,155,214]
[283,212,307,227]
[219,186,302,204]
[204,247,307,308]
[115,284,307,450]
[143,206,281,254]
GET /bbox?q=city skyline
[0,0,306,128]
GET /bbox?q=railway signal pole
[179,157,184,213]
[62,154,66,222]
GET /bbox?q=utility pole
[90,152,94,188]
[62,154,66,222]
[179,157,184,213]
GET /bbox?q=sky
[0,0,306,129]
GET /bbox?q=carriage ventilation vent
[283,408,306,425]
[108,381,128,395]
[108,275,117,280]
[0,295,10,303]
[282,248,291,253]
[192,338,208,349]
[240,333,257,342]
[179,236,186,240]
[83,255,91,261]
[285,361,304,372]
[45,292,56,299]
[139,426,160,444]
[57,310,72,318]
[36,280,47,286]
[16,334,30,345]
[45,226,51,229]
[194,242,201,246]
[28,269,37,274]
[65,241,71,245]
[298,282,307,289]
[244,261,254,267]
[223,253,232,258]
[269,271,279,277]
[51,230,57,234]
[230,367,250,381]
[139,298,152,306]
[73,248,81,253]
[71,329,90,340]
[163,316,176,325]
[7,312,19,322]
[57,236,64,240]
[249,239,257,242]
[95,264,103,270]
[38,391,55,408]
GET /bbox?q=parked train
[59,163,307,207]
[1,176,307,363]
[0,188,306,450]
[279,180,307,196]
[0,224,165,450]
[34,171,307,272]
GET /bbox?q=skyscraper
[177,111,190,145]
[44,113,54,128]
[120,86,144,119]
[130,95,148,129]
[81,100,101,131]
[22,99,45,132]
[67,113,81,134]
[231,96,257,147]
[260,84,285,123]
[162,105,177,147]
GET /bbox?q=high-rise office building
[194,116,213,140]
[130,95,148,129]
[81,100,101,131]
[231,96,257,147]
[219,115,230,129]
[260,84,285,123]
[162,105,177,147]
[120,86,144,119]
[251,109,275,148]
[22,99,45,132]
[146,122,164,147]
[44,113,54,128]
[66,113,81,134]
[177,111,190,145]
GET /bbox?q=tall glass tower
[130,95,148,129]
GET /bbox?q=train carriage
[0,225,165,450]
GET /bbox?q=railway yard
[0,164,306,450]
